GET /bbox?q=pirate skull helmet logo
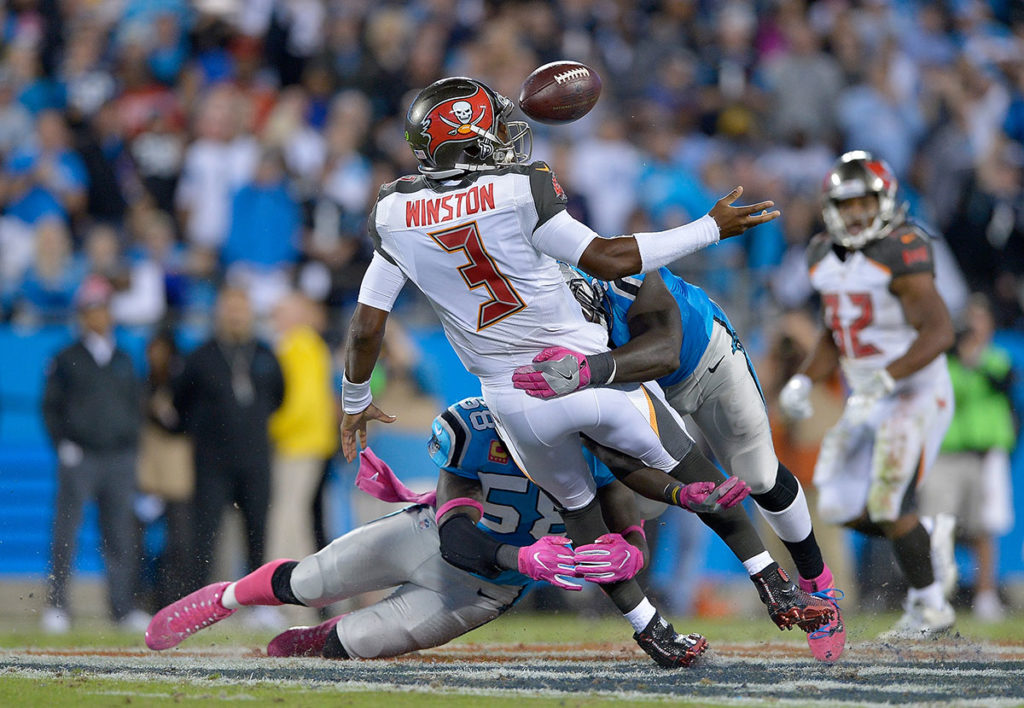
[404,77,532,178]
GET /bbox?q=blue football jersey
[429,397,616,586]
[591,267,731,387]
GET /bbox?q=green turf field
[3,606,1023,649]
[2,608,1024,706]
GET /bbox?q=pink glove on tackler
[356,447,437,507]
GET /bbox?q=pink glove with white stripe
[518,536,582,590]
[572,533,644,584]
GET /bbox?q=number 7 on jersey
[429,221,527,330]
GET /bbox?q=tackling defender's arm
[583,438,750,514]
[511,271,681,397]
[601,271,682,382]
[434,469,579,590]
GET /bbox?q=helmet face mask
[821,151,903,249]
[405,77,532,179]
[559,263,610,332]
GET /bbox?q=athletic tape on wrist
[436,497,484,524]
[587,350,615,386]
[666,483,684,507]
[342,373,373,414]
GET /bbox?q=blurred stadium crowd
[1,0,1022,627]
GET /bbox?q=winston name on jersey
[369,162,607,384]
[429,397,615,586]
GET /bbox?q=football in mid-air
[518,61,602,124]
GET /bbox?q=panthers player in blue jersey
[145,397,713,667]
[513,267,846,662]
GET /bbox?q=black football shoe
[751,563,836,632]
[633,613,709,668]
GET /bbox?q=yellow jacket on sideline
[269,326,339,458]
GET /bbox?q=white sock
[221,582,240,610]
[742,551,774,576]
[624,597,657,632]
[907,581,945,610]
[756,482,813,542]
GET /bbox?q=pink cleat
[267,616,344,658]
[145,581,236,650]
[799,565,846,663]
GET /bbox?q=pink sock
[799,563,835,593]
[233,559,295,606]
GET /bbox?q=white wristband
[342,374,373,414]
[634,214,720,271]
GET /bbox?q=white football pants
[482,381,693,511]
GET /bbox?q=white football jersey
[368,162,607,383]
[807,221,948,389]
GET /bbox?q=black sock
[751,464,799,511]
[891,523,935,589]
[782,531,825,581]
[322,626,349,659]
[271,561,302,605]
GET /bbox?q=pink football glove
[512,347,592,399]
[518,536,581,591]
[356,447,437,506]
[680,476,750,513]
[572,533,644,584]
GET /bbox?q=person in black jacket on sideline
[174,286,284,589]
[41,274,149,633]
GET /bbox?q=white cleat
[880,599,955,640]
[117,609,153,633]
[973,590,1006,623]
[41,607,71,634]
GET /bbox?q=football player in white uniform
[340,76,780,639]
[778,152,957,637]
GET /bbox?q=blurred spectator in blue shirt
[7,42,65,115]
[147,11,189,85]
[6,217,85,324]
[836,54,925,179]
[4,110,88,222]
[222,148,300,315]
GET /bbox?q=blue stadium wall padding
[406,326,482,404]
[0,445,104,576]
